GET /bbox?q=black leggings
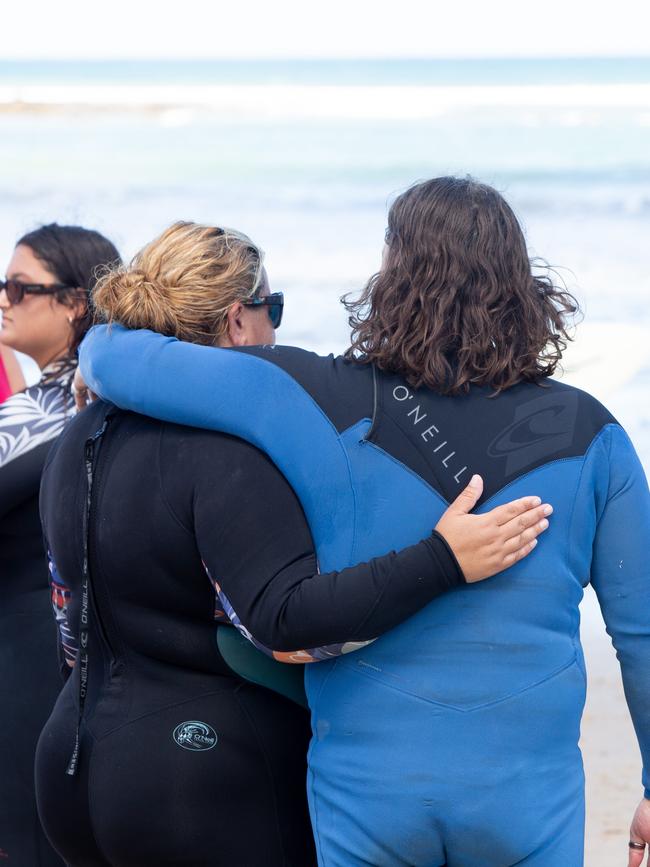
[35,677,315,866]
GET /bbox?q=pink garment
[0,355,12,403]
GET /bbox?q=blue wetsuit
[81,327,650,867]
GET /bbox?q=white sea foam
[1,83,650,119]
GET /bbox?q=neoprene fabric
[80,328,650,867]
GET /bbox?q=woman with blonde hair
[37,220,549,867]
[80,179,650,867]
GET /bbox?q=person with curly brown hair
[78,177,650,866]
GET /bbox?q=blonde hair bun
[93,269,179,335]
[92,221,264,346]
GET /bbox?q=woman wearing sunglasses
[36,221,549,867]
[0,223,120,866]
[80,180,650,867]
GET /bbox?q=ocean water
[2,57,650,86]
[0,58,648,467]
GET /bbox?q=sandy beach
[582,587,642,866]
[561,323,649,866]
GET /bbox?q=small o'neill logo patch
[173,721,218,752]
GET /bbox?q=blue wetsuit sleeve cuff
[424,531,467,588]
[644,787,650,800]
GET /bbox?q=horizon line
[2,54,650,63]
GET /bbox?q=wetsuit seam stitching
[363,364,380,440]
[598,423,623,512]
[567,423,617,592]
[479,455,585,509]
[566,455,592,598]
[342,652,579,712]
[375,407,453,500]
[352,421,589,515]
[334,440,358,569]
[240,350,344,438]
[340,417,372,438]
[346,452,360,567]
[248,354,359,569]
[357,438,450,508]
[90,687,235,741]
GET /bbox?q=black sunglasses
[0,279,74,305]
[242,291,284,329]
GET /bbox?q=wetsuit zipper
[85,424,117,667]
[66,411,115,776]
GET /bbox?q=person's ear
[225,301,248,346]
[69,294,88,324]
[58,289,87,326]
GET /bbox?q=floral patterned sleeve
[0,362,75,472]
[0,363,78,677]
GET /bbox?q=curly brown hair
[344,176,578,394]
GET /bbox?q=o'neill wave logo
[172,721,218,752]
[488,392,579,476]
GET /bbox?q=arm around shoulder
[190,434,465,662]
[79,325,326,445]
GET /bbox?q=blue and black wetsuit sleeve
[178,432,464,663]
[80,327,377,577]
[586,424,650,798]
[79,325,370,443]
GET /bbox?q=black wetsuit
[0,364,73,867]
[36,401,463,867]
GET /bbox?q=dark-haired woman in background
[82,178,650,866]
[0,224,120,865]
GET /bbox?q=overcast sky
[3,0,649,59]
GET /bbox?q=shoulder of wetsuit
[42,401,131,484]
[231,344,375,433]
[369,372,619,504]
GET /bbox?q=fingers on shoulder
[489,496,542,526]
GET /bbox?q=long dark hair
[18,223,121,356]
[344,176,578,395]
